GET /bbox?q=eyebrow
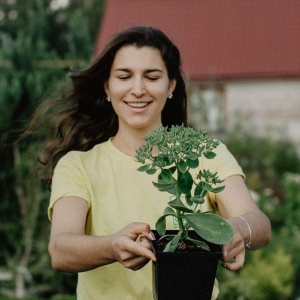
[114,68,163,73]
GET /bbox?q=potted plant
[135,125,234,300]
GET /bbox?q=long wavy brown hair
[24,25,188,185]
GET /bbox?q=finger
[124,238,156,262]
[127,222,156,241]
[139,236,153,250]
[135,243,156,261]
[222,240,244,261]
[130,259,150,271]
[222,244,230,259]
[121,246,153,270]
[223,253,245,271]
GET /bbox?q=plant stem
[176,210,185,232]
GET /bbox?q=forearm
[216,176,272,250]
[229,210,272,250]
[49,233,115,272]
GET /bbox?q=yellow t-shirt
[49,138,244,300]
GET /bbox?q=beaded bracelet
[238,215,252,249]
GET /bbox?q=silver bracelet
[238,215,252,249]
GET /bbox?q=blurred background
[0,1,299,299]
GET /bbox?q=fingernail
[221,263,227,269]
[149,231,156,241]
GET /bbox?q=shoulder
[202,140,245,179]
[214,140,234,158]
[57,141,108,167]
[211,140,238,163]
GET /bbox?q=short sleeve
[203,142,245,208]
[48,153,91,221]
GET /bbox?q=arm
[216,175,271,271]
[48,196,156,273]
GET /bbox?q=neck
[112,128,149,157]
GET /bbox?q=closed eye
[118,75,131,80]
[147,77,159,81]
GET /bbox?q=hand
[110,222,156,271]
[222,221,246,271]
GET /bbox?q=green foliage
[258,173,300,232]
[0,294,76,300]
[0,0,105,298]
[218,248,294,300]
[220,121,300,299]
[257,174,300,297]
[136,125,233,252]
[0,2,62,129]
[50,295,76,300]
[225,121,300,192]
[66,9,92,60]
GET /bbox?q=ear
[168,79,177,94]
[104,81,110,98]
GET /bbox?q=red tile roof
[95,0,300,81]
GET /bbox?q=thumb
[127,222,156,241]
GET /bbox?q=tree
[0,0,105,298]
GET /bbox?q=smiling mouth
[126,102,150,108]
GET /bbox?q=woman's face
[105,45,176,133]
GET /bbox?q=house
[95,0,300,144]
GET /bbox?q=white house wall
[225,80,300,145]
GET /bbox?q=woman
[32,26,270,299]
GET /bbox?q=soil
[154,238,209,253]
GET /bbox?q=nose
[131,77,145,97]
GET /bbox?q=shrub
[218,247,294,300]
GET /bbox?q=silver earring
[168,93,173,99]
[106,97,111,102]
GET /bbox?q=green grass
[0,295,12,300]
[0,294,76,300]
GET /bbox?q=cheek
[156,95,168,111]
[158,88,170,102]
[106,88,120,100]
[150,83,170,98]
[108,83,128,99]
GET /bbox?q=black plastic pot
[151,230,223,300]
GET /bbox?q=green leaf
[146,168,157,175]
[190,196,205,204]
[187,158,199,169]
[194,184,204,196]
[185,213,234,245]
[155,216,167,235]
[153,179,174,190]
[187,237,210,251]
[164,231,183,252]
[168,197,193,213]
[185,194,193,206]
[188,152,198,160]
[177,170,193,195]
[169,166,176,174]
[137,164,150,172]
[204,183,213,192]
[178,160,188,173]
[153,180,177,195]
[159,234,176,244]
[204,152,217,159]
[161,168,173,181]
[155,207,177,235]
[154,154,171,167]
[163,206,176,215]
[162,155,174,166]
[212,185,225,193]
